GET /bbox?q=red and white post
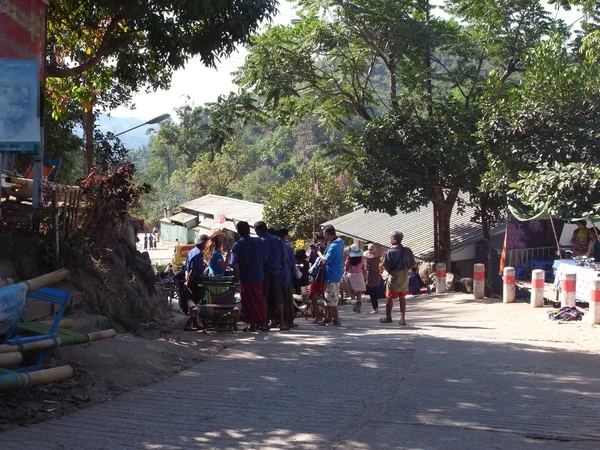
[473,263,485,299]
[560,273,576,308]
[503,267,515,304]
[436,263,447,294]
[530,269,545,308]
[589,279,600,324]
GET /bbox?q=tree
[170,142,250,200]
[238,0,558,265]
[480,34,600,200]
[46,0,278,116]
[230,165,283,203]
[263,164,353,240]
[510,162,600,219]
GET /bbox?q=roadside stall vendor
[571,220,590,256]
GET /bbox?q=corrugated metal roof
[166,212,197,227]
[180,195,263,225]
[323,201,505,261]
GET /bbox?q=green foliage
[352,97,480,215]
[47,0,278,118]
[134,178,185,227]
[229,166,283,203]
[510,162,600,218]
[480,34,600,192]
[171,142,250,200]
[263,164,353,240]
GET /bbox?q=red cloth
[309,281,325,296]
[240,281,267,326]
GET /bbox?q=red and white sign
[0,0,46,72]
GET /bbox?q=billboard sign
[0,0,46,153]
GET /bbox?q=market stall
[553,259,600,303]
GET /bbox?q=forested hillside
[129,99,349,228]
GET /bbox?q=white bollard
[436,263,447,294]
[473,263,485,299]
[561,273,576,308]
[530,269,545,308]
[590,279,600,324]
[503,267,515,304]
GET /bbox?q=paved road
[3,293,600,449]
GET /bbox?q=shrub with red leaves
[80,163,151,239]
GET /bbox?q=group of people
[179,221,417,331]
[571,220,600,260]
[341,239,421,323]
[143,228,160,251]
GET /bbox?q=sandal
[379,317,392,324]
[399,321,407,326]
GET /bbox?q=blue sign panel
[0,59,40,153]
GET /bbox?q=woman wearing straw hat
[204,229,229,276]
[364,243,381,314]
[345,243,366,313]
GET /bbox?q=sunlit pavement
[3,293,600,449]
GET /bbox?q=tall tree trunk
[389,49,398,109]
[479,192,493,297]
[436,201,452,268]
[433,186,459,268]
[83,104,94,176]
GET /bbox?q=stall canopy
[508,200,600,223]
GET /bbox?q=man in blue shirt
[254,221,287,330]
[231,221,267,332]
[318,225,344,326]
[278,227,297,328]
[183,234,208,330]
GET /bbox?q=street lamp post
[110,113,171,139]
[84,113,170,174]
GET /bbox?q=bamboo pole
[24,268,70,292]
[39,319,73,329]
[0,319,73,338]
[27,365,74,385]
[0,329,117,354]
[548,214,562,258]
[0,352,23,367]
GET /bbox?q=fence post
[436,263,446,294]
[590,279,600,325]
[503,267,515,304]
[561,273,576,308]
[473,264,485,299]
[530,269,545,308]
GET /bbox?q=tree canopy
[47,0,278,117]
[263,164,353,239]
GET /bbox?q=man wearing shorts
[380,231,416,326]
[318,225,344,326]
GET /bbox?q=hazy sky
[112,1,583,122]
